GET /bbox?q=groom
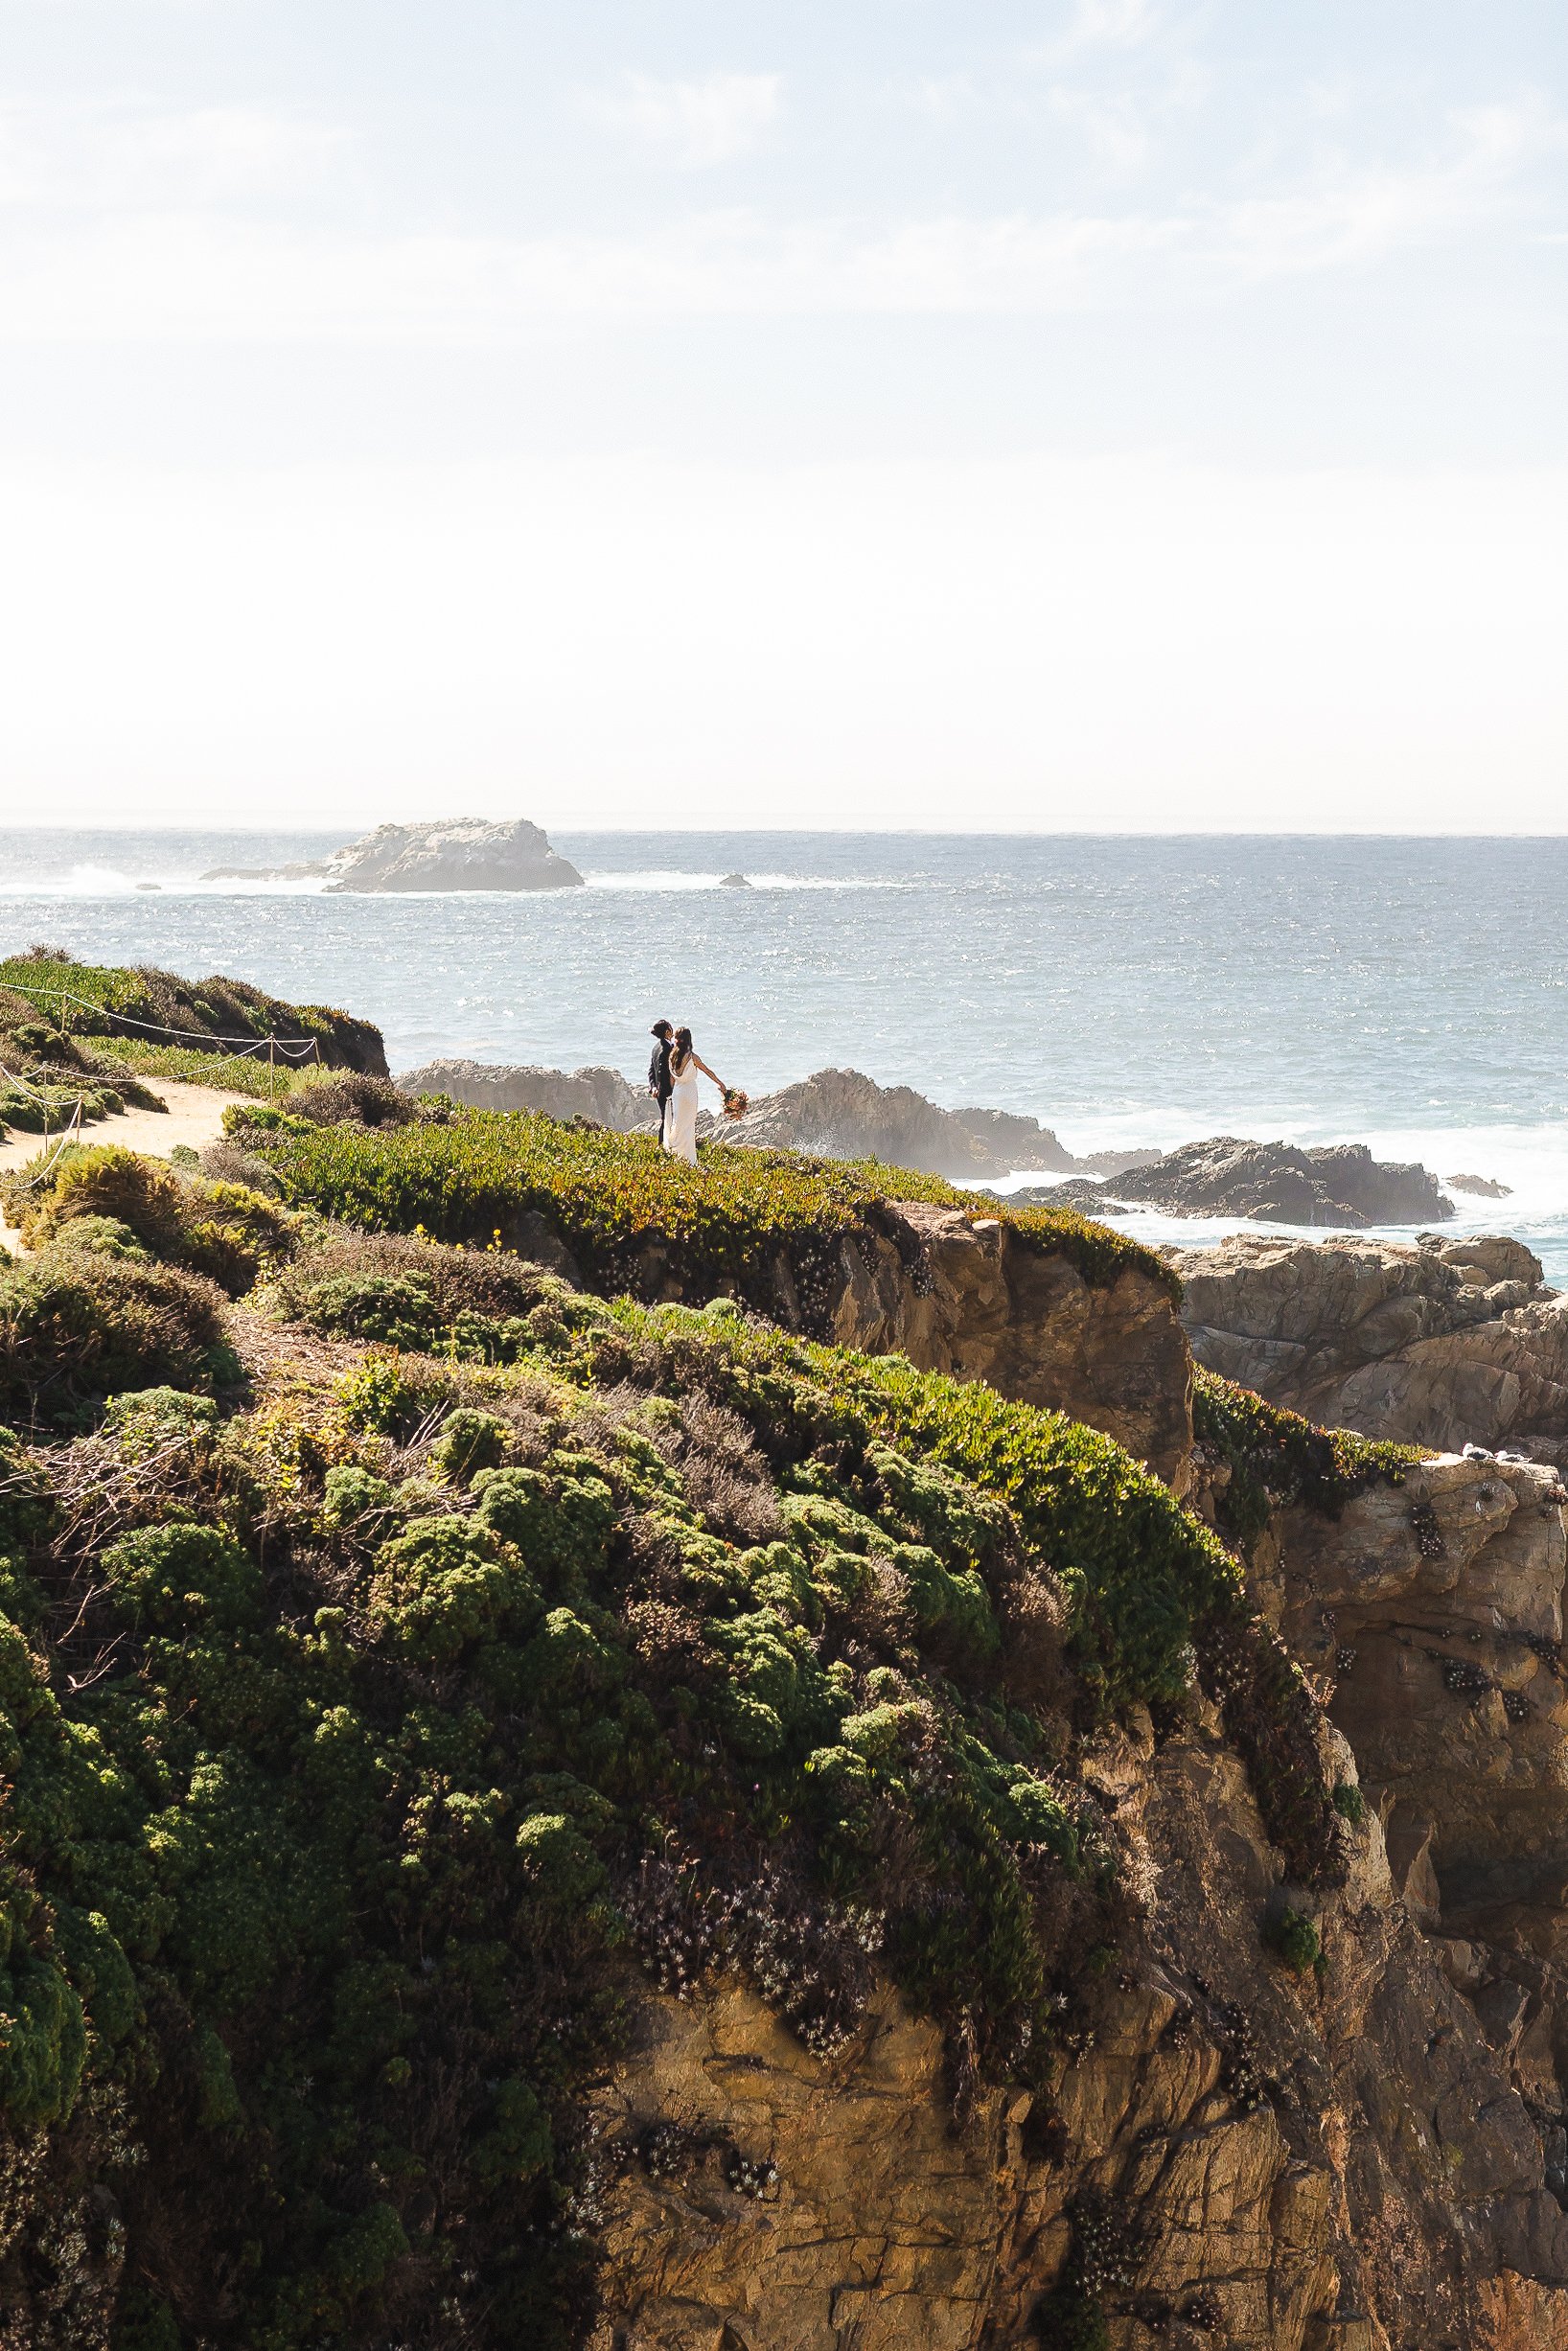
[648,1019,674,1143]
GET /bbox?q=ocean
[4,826,1567,1279]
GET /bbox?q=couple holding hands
[647,1021,747,1164]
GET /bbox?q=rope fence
[3,978,323,1063]
[0,1064,87,1189]
[0,981,331,1187]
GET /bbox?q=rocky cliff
[1173,1232,1568,1460]
[590,1657,1568,2351]
[588,1433,1568,2351]
[825,1199,1193,1488]
[11,1108,1568,2348]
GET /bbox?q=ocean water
[3,826,1567,1279]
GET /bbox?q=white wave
[580,868,910,891]
[1,862,150,896]
[0,867,334,898]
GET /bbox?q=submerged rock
[1450,1170,1513,1198]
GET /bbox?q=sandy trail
[0,1080,245,1256]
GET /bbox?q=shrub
[0,1244,230,1426]
[1264,1904,1325,1977]
[0,949,386,1075]
[284,1072,427,1129]
[846,1352,1242,1712]
[12,1145,293,1297]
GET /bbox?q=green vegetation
[84,1036,333,1098]
[0,949,385,1076]
[236,1101,1180,1327]
[0,1069,132,1136]
[0,1120,1351,2346]
[1194,1366,1418,1549]
[0,1275,1152,2342]
[1264,1904,1326,1978]
[0,1231,231,1426]
[5,1143,294,1298]
[0,950,386,1149]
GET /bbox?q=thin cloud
[1062,0,1169,51]
[0,99,1554,340]
[587,71,783,168]
[0,99,349,211]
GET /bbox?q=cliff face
[824,1200,1193,1489]
[1173,1233,1568,1460]
[1269,1454,1568,2118]
[520,1196,1193,1487]
[588,1685,1568,2350]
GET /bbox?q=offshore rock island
[202,816,586,893]
[4,955,1568,2348]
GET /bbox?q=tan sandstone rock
[1170,1231,1568,1459]
[589,1685,1568,2351]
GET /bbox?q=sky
[0,0,1563,831]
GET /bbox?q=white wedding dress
[663,1056,700,1164]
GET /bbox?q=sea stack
[321,818,584,893]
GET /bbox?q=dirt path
[0,1080,246,1256]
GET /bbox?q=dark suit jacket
[648,1040,673,1101]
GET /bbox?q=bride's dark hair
[674,1026,694,1058]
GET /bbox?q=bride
[662,1026,730,1165]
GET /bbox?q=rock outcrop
[721,1070,1008,1176]
[396,1059,1144,1180]
[1097,1137,1454,1227]
[208,818,585,891]
[590,1655,1568,2350]
[957,1106,1158,1178]
[708,1070,1129,1180]
[321,816,584,891]
[1172,1232,1568,1460]
[400,1056,658,1129]
[1272,1453,1568,1955]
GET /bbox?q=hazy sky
[1,1,1563,830]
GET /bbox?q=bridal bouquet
[722,1087,749,1120]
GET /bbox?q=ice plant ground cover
[239,1098,1179,1315]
